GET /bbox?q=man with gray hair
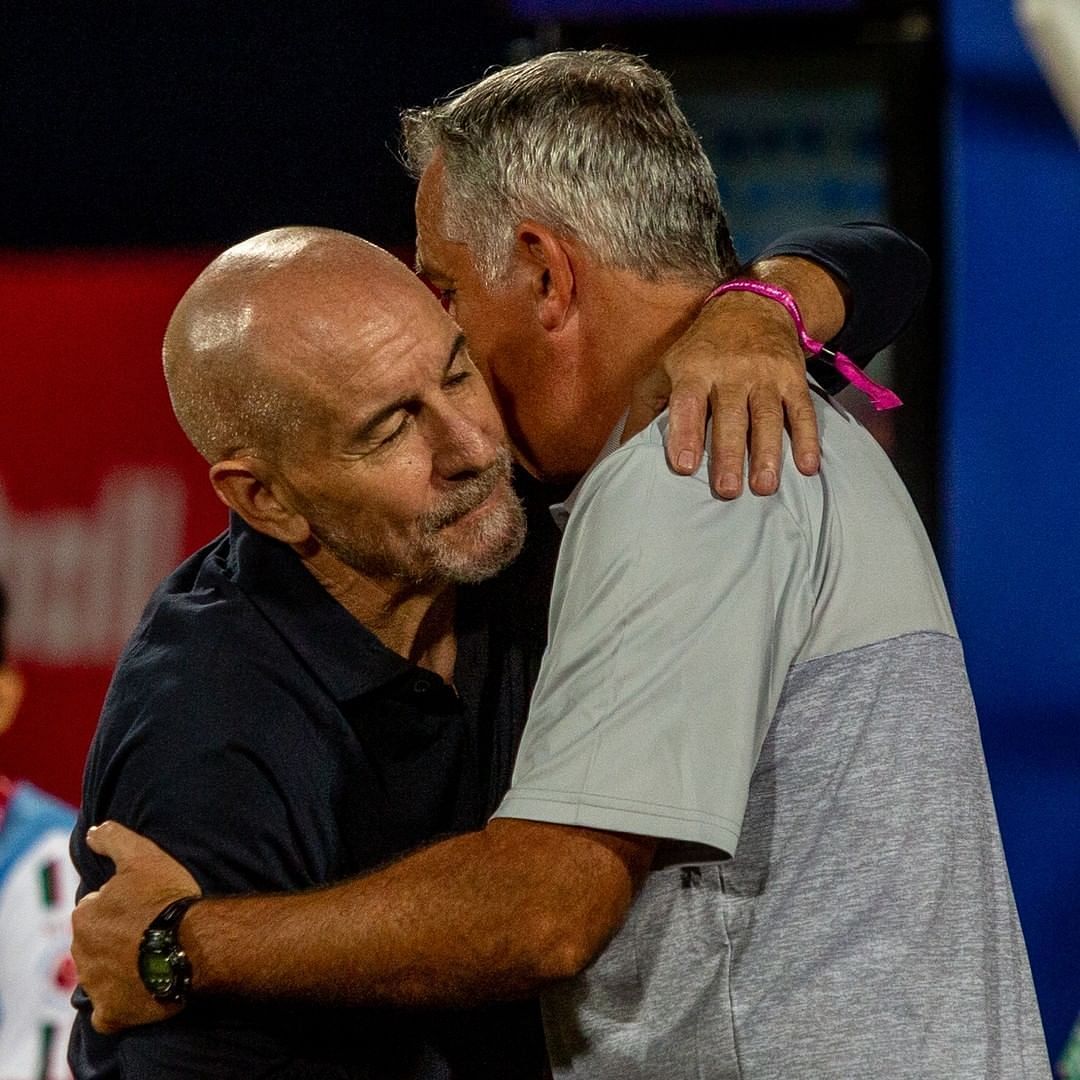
[74,50,1046,1080]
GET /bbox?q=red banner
[0,252,228,805]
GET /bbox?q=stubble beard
[314,447,526,587]
[416,446,526,584]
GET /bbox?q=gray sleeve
[493,423,815,858]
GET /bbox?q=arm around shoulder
[754,222,931,369]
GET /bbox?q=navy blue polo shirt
[70,513,547,1079]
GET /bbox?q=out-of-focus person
[0,579,78,1080]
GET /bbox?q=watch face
[139,947,176,996]
[139,928,187,1000]
[139,903,195,1003]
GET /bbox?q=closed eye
[379,416,410,446]
[363,405,417,452]
[443,343,476,390]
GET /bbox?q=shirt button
[413,680,430,695]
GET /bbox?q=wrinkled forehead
[250,271,398,381]
[259,249,431,345]
[271,265,456,401]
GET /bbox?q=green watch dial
[139,946,178,995]
[138,926,191,1002]
[138,896,198,1004]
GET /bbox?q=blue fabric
[0,782,77,883]
[941,0,1080,1057]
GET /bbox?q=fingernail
[758,468,777,490]
[677,451,695,473]
[718,474,739,496]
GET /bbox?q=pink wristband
[706,279,903,412]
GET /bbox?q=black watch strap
[151,895,201,934]
[139,894,201,1004]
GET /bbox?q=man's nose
[432,405,499,479]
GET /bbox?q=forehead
[414,156,462,277]
[274,259,416,349]
[266,261,457,414]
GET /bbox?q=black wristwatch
[138,895,200,1004]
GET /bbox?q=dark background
[1,2,511,249]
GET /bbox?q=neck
[558,268,710,478]
[302,549,458,682]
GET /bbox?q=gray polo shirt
[494,389,1049,1079]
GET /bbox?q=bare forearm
[746,255,849,344]
[183,819,652,1008]
[751,222,929,365]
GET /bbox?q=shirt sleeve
[752,222,931,393]
[493,421,815,861]
[77,646,343,896]
[70,634,368,1077]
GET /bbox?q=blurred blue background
[941,0,1080,1059]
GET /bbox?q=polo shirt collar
[224,515,414,702]
[549,409,629,532]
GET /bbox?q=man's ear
[208,457,311,546]
[515,221,576,332]
[0,665,25,737]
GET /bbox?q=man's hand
[72,821,201,1035]
[624,288,821,499]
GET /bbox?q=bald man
[70,229,541,1078]
[71,211,920,1078]
[70,193,934,1078]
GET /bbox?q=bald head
[164,226,427,464]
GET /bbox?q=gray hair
[401,49,738,286]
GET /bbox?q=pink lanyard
[706,279,903,412]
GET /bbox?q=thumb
[86,820,161,870]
